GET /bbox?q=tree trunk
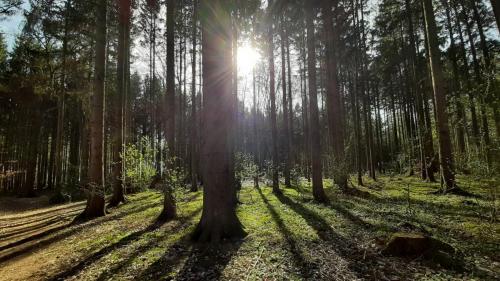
[21,107,41,197]
[352,0,364,186]
[439,0,466,155]
[491,0,500,29]
[286,30,294,171]
[81,0,107,219]
[253,68,260,188]
[268,0,280,194]
[422,0,455,190]
[471,0,496,161]
[50,0,71,203]
[109,0,131,207]
[280,16,291,188]
[306,2,328,203]
[190,0,198,192]
[300,41,311,182]
[448,2,480,151]
[192,0,246,243]
[159,0,177,221]
[323,0,347,189]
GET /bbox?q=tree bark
[440,0,466,155]
[323,0,347,189]
[50,0,71,202]
[159,0,177,221]
[491,0,500,29]
[192,0,246,243]
[280,16,291,188]
[306,2,327,203]
[253,68,260,188]
[21,107,41,197]
[190,0,198,192]
[81,0,107,219]
[286,31,294,170]
[109,0,131,207]
[268,0,280,194]
[422,0,455,190]
[471,0,496,160]
[300,39,311,182]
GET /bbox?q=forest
[0,0,499,280]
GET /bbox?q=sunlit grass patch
[1,175,498,280]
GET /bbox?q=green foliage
[290,165,302,187]
[262,159,274,184]
[163,155,186,199]
[0,33,7,88]
[324,154,349,188]
[235,152,258,182]
[0,33,6,71]
[458,151,496,178]
[123,137,157,191]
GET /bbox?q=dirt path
[0,200,86,262]
[0,192,163,281]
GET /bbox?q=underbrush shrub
[324,153,349,189]
[235,152,258,184]
[123,137,157,192]
[290,165,301,188]
[263,159,274,186]
[163,156,186,199]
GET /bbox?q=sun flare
[237,43,260,75]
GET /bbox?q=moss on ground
[0,175,498,280]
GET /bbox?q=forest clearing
[1,0,500,280]
[0,176,498,280]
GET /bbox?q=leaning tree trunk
[81,0,107,219]
[306,2,328,203]
[192,0,246,243]
[421,0,455,191]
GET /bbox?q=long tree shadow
[273,191,391,279]
[134,234,193,280]
[49,207,202,281]
[0,193,161,248]
[347,191,492,221]
[0,201,161,263]
[95,207,203,281]
[256,187,315,279]
[48,221,165,281]
[328,200,374,230]
[174,240,243,281]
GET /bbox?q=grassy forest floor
[0,175,498,281]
